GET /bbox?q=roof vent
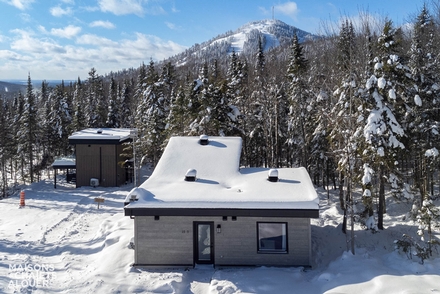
[268,169,279,182]
[97,128,103,134]
[199,134,209,145]
[185,168,197,182]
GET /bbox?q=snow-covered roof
[68,128,134,144]
[52,156,76,169]
[125,136,319,217]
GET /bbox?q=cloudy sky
[0,0,426,81]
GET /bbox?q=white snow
[414,94,422,106]
[389,88,396,100]
[425,147,439,157]
[68,128,134,141]
[1,178,439,293]
[125,136,319,210]
[51,156,76,168]
[377,77,386,89]
[208,20,280,54]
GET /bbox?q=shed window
[257,222,287,253]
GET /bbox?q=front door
[194,222,214,264]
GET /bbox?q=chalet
[68,128,134,188]
[124,135,319,267]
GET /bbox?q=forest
[1,5,439,257]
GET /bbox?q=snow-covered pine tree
[0,95,12,197]
[328,20,364,246]
[166,87,188,137]
[118,80,132,128]
[18,74,38,183]
[133,62,147,107]
[407,6,440,205]
[106,77,119,128]
[134,59,169,167]
[226,52,248,161]
[286,32,311,169]
[86,68,106,128]
[247,36,270,167]
[48,84,72,156]
[72,78,86,131]
[363,19,408,230]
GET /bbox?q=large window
[257,222,287,253]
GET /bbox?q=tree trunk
[378,164,385,230]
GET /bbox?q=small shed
[68,128,134,188]
[51,157,76,188]
[124,136,319,268]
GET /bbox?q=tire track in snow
[40,196,95,245]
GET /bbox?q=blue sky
[0,0,427,81]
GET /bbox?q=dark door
[194,222,214,264]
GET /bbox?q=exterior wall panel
[76,144,100,187]
[75,143,127,187]
[101,145,116,186]
[134,216,311,267]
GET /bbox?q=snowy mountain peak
[207,19,316,55]
[171,19,317,67]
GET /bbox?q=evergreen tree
[286,32,311,168]
[0,96,12,197]
[247,37,269,167]
[106,77,119,127]
[86,68,106,127]
[49,85,72,156]
[166,87,188,136]
[363,20,408,230]
[18,74,38,183]
[72,78,86,131]
[407,6,440,206]
[135,59,169,166]
[118,80,132,128]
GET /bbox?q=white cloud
[5,0,34,10]
[98,0,145,16]
[165,22,176,30]
[76,34,117,46]
[10,29,66,54]
[19,13,31,22]
[1,27,187,79]
[274,2,299,19]
[89,20,116,29]
[50,6,73,17]
[0,49,29,61]
[51,25,81,39]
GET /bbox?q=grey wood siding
[76,144,101,187]
[134,216,311,267]
[75,144,127,187]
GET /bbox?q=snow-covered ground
[0,176,439,293]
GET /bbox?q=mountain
[0,80,26,100]
[210,19,316,54]
[170,19,318,67]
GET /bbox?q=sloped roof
[124,136,319,217]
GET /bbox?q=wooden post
[94,197,104,209]
[54,169,57,189]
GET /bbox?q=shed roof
[68,128,134,145]
[51,157,76,169]
[124,136,319,217]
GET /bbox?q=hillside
[170,19,316,67]
[0,80,26,100]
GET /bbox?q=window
[257,222,287,253]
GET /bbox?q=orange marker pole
[19,191,25,207]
